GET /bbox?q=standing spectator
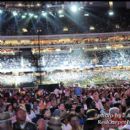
[47,116,62,130]
[13,107,37,130]
[61,113,72,130]
[69,114,83,130]
[92,91,105,113]
[37,118,45,130]
[74,84,82,97]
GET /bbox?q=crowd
[0,55,34,72]
[1,83,130,130]
[0,48,130,72]
[0,74,36,86]
[1,34,130,46]
[1,48,130,86]
[41,48,130,71]
[44,70,130,85]
[41,49,90,70]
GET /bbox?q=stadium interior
[0,2,130,87]
[2,2,130,130]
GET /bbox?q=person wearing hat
[69,114,83,130]
[83,109,102,130]
[75,105,86,126]
[121,108,130,130]
[37,118,45,130]
[47,116,62,130]
[13,107,37,130]
[109,107,125,129]
[61,112,72,130]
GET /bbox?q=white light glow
[58,9,64,14]
[84,13,89,16]
[34,15,38,19]
[22,28,28,32]
[59,14,64,18]
[0,9,3,14]
[37,3,41,7]
[109,1,113,7]
[18,3,22,6]
[106,45,111,49]
[63,27,68,32]
[29,13,34,17]
[47,4,51,8]
[22,15,26,19]
[108,10,114,16]
[42,11,47,17]
[56,48,61,52]
[94,46,97,50]
[90,26,95,30]
[70,5,78,13]
[12,11,18,16]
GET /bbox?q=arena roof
[0,1,129,35]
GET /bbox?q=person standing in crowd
[13,107,37,130]
[69,114,83,130]
[61,113,72,130]
[0,95,5,112]
[84,109,102,130]
[25,103,36,121]
[47,116,62,130]
[122,108,130,129]
[37,118,45,130]
[74,83,82,97]
[92,91,105,113]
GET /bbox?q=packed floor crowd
[1,83,130,130]
[44,70,130,85]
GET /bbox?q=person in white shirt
[61,113,72,130]
[92,91,105,114]
[122,108,130,130]
[25,104,36,121]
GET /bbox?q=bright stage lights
[84,13,89,16]
[106,45,111,49]
[37,3,41,7]
[70,5,78,13]
[22,15,26,19]
[90,26,95,30]
[59,14,64,18]
[12,11,18,16]
[109,1,113,8]
[94,46,97,50]
[58,9,63,14]
[0,9,3,14]
[18,3,22,7]
[29,13,34,17]
[63,27,68,32]
[46,4,51,8]
[22,28,28,32]
[108,10,114,16]
[34,15,38,19]
[42,11,47,17]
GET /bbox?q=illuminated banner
[0,49,16,55]
[21,40,31,44]
[32,48,56,54]
[4,40,19,45]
